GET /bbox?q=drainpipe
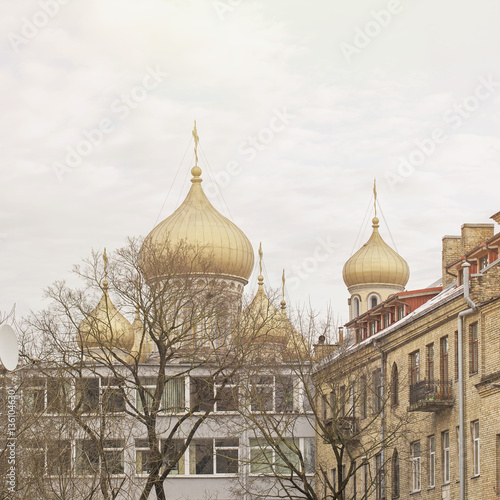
[373,340,385,496]
[458,262,476,500]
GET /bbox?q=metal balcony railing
[409,380,453,412]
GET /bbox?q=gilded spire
[192,120,199,167]
[372,179,380,228]
[103,248,109,290]
[258,242,264,287]
[281,269,286,312]
[190,121,202,182]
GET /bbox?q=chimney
[461,223,494,254]
[314,335,338,361]
[442,236,461,287]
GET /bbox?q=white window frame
[472,420,480,476]
[442,430,450,484]
[429,435,435,488]
[411,441,421,492]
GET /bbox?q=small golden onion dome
[141,166,254,282]
[238,276,308,360]
[78,285,135,351]
[343,217,410,288]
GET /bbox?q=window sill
[410,489,421,495]
[427,486,435,491]
[471,474,480,479]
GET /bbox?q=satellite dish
[0,324,19,371]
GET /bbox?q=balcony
[409,380,453,412]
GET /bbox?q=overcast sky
[2,0,500,324]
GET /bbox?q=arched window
[353,297,361,318]
[392,449,400,498]
[391,363,399,406]
[367,293,381,310]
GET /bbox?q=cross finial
[281,269,287,312]
[373,178,377,217]
[258,242,263,276]
[103,248,109,290]
[192,120,199,166]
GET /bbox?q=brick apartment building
[315,210,500,500]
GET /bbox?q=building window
[356,329,362,343]
[352,460,357,500]
[440,336,449,382]
[454,331,459,380]
[392,449,399,498]
[76,439,124,476]
[391,363,398,407]
[135,439,152,474]
[363,460,370,499]
[383,313,391,329]
[138,377,186,413]
[339,385,346,417]
[469,323,479,374]
[75,377,100,413]
[397,305,405,320]
[76,440,99,475]
[101,377,125,412]
[47,440,71,476]
[215,377,239,412]
[190,438,238,475]
[360,376,367,419]
[250,375,293,413]
[161,439,185,475]
[103,440,125,475]
[353,297,361,317]
[426,344,434,383]
[249,437,313,475]
[496,435,500,495]
[429,435,435,488]
[411,441,421,492]
[370,296,379,309]
[191,377,215,412]
[410,350,420,386]
[24,440,45,477]
[442,430,450,484]
[372,369,382,413]
[479,255,489,271]
[472,420,480,476]
[375,452,383,500]
[370,321,377,336]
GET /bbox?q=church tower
[342,183,409,321]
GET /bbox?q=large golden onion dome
[141,165,254,282]
[78,283,135,352]
[343,217,410,288]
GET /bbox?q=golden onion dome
[343,217,410,288]
[141,166,254,282]
[78,283,135,352]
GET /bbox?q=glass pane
[216,448,238,473]
[195,440,213,474]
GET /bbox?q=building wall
[315,279,500,499]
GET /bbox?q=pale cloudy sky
[1,0,500,323]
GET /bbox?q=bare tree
[235,300,414,500]
[19,237,255,500]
